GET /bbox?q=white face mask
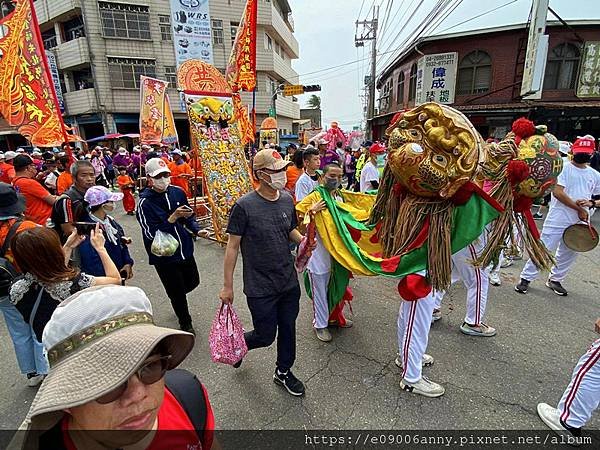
[102,202,115,212]
[264,171,287,190]
[152,176,171,192]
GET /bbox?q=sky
[287,0,597,131]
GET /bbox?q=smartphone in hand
[74,222,96,235]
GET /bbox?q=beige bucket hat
[15,285,194,449]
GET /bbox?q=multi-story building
[372,20,600,142]
[0,0,300,147]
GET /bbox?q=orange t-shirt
[169,161,193,197]
[0,219,36,267]
[117,174,134,188]
[286,165,303,191]
[56,172,73,195]
[12,177,54,226]
[0,163,15,184]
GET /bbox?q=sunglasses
[95,355,171,404]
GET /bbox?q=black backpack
[0,220,22,297]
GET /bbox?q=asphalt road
[0,205,599,434]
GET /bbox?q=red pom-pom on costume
[512,117,535,139]
[507,160,530,185]
[397,274,432,301]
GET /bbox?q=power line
[434,0,521,35]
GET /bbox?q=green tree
[306,95,321,109]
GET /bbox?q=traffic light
[303,85,321,92]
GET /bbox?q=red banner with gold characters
[0,0,73,146]
[225,0,257,92]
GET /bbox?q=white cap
[145,158,171,177]
[4,151,18,160]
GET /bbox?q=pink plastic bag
[209,304,248,365]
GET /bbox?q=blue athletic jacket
[136,185,200,266]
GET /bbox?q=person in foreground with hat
[516,135,600,296]
[359,142,386,192]
[0,183,47,387]
[536,317,600,445]
[0,150,18,184]
[168,149,193,198]
[137,158,203,334]
[12,154,56,226]
[79,186,134,280]
[220,149,308,397]
[15,286,215,450]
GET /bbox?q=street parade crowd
[1,108,600,448]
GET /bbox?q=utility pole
[355,6,378,139]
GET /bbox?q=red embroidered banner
[0,0,73,146]
[225,0,257,92]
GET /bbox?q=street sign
[283,84,304,96]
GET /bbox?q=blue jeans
[0,296,48,375]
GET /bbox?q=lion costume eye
[410,143,424,154]
[433,154,448,167]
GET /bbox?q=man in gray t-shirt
[221,149,307,397]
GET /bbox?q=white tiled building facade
[8,0,300,143]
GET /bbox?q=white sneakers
[26,373,44,387]
[400,376,445,398]
[394,353,434,369]
[537,403,582,444]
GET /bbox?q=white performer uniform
[556,338,600,428]
[520,162,600,283]
[295,171,319,202]
[359,160,379,192]
[297,181,340,330]
[397,281,436,383]
[432,237,490,326]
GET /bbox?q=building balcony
[34,0,81,25]
[63,88,96,116]
[258,2,299,59]
[54,37,89,70]
[256,51,299,84]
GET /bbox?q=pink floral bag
[209,304,248,365]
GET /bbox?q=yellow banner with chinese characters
[0,0,72,146]
[139,76,168,145]
[185,92,253,242]
[162,94,179,145]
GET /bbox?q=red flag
[0,0,72,146]
[225,0,257,92]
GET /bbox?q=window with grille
[99,2,151,40]
[164,66,177,85]
[64,16,86,41]
[408,64,418,101]
[42,29,57,50]
[397,71,405,104]
[212,19,224,45]
[107,57,156,89]
[230,21,239,44]
[457,50,492,95]
[543,43,581,90]
[159,15,172,41]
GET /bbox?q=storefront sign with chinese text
[415,52,458,106]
